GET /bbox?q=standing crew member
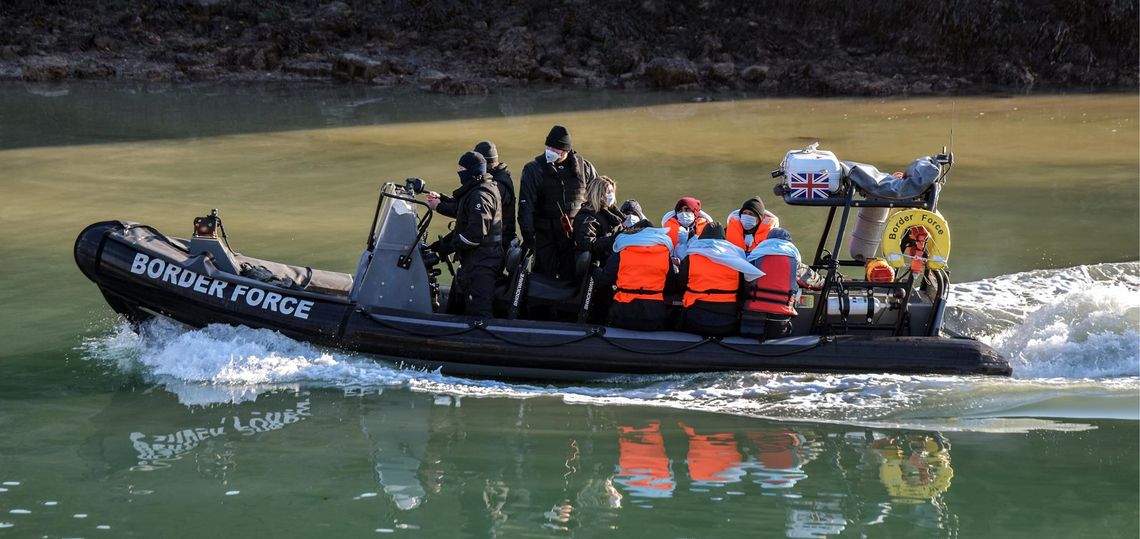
[678,223,763,336]
[726,196,779,255]
[594,220,675,331]
[518,125,599,280]
[741,228,817,340]
[428,152,503,318]
[427,140,516,251]
[661,196,711,258]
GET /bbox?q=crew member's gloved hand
[427,240,446,255]
[521,235,535,253]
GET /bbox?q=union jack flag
[788,171,832,199]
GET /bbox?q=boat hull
[75,221,1013,379]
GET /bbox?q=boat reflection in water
[87,385,959,536]
[348,389,959,536]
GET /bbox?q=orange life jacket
[664,216,709,248]
[744,254,798,316]
[613,244,671,303]
[725,211,777,253]
[682,254,740,307]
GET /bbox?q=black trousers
[608,299,670,331]
[449,248,503,318]
[682,301,739,337]
[532,219,575,280]
[740,311,793,340]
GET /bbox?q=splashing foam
[79,263,1138,426]
[947,262,1140,378]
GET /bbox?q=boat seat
[526,273,580,303]
[503,243,523,277]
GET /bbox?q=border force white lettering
[128,252,314,320]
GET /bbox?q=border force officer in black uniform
[429,152,503,317]
[518,125,598,280]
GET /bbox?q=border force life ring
[881,209,951,270]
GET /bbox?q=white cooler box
[781,144,843,200]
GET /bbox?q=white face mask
[605,192,616,206]
[676,211,696,227]
[544,149,562,163]
[623,214,638,228]
[739,214,759,230]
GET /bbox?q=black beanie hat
[458,151,487,184]
[699,221,726,240]
[473,140,498,163]
[619,199,645,220]
[545,125,572,151]
[740,196,765,217]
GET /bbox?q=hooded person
[726,196,780,254]
[619,199,647,228]
[678,222,764,336]
[428,151,503,318]
[593,219,677,331]
[661,196,713,258]
[517,125,599,280]
[740,228,821,340]
[428,141,516,252]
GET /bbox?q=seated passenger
[661,196,712,258]
[573,175,623,268]
[741,228,816,340]
[594,219,676,331]
[678,223,763,336]
[619,199,647,228]
[726,196,780,255]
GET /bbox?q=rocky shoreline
[2,0,1136,96]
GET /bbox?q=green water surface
[0,83,1137,537]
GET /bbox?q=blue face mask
[544,149,562,163]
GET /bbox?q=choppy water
[1,83,1137,537]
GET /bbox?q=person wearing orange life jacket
[725,196,780,255]
[741,228,821,340]
[661,196,712,258]
[593,219,677,331]
[677,223,764,336]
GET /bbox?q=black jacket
[437,175,502,263]
[437,163,516,248]
[573,206,623,263]
[518,151,598,243]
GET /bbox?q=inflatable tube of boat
[881,209,950,270]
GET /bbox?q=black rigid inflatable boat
[74,149,1012,379]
